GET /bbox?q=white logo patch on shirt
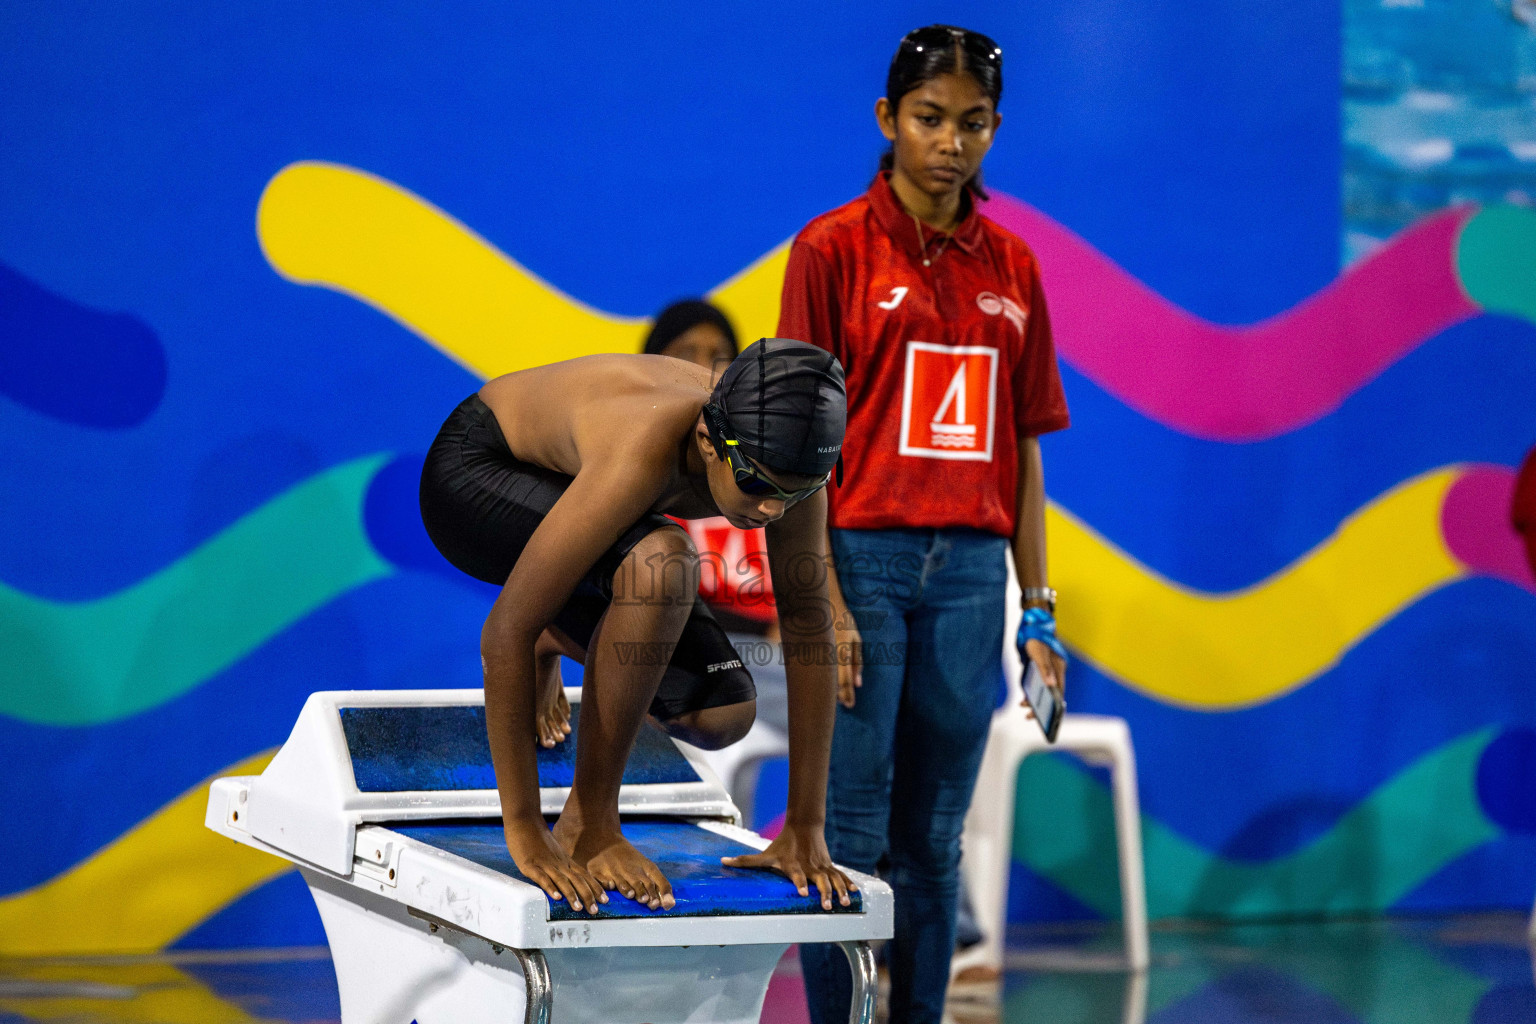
[877,286,909,310]
[898,342,999,461]
[976,291,1027,336]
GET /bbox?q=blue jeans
[802,528,1007,1024]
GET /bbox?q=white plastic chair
[685,717,789,825]
[951,575,1150,977]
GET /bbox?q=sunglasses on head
[900,25,1003,65]
[703,403,831,506]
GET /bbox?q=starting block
[205,690,890,1024]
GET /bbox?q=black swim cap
[707,338,846,478]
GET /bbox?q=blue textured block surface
[390,820,863,920]
[341,704,700,792]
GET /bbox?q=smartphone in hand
[1022,661,1065,743]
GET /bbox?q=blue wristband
[1017,606,1068,664]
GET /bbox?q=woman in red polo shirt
[778,25,1070,1023]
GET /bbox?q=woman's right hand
[834,610,862,708]
[503,820,606,915]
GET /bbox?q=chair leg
[1108,735,1150,972]
[1121,968,1149,1024]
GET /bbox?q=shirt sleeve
[1013,260,1071,437]
[776,239,842,366]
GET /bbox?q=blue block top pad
[389,820,863,920]
[340,704,700,793]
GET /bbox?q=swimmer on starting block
[419,339,855,917]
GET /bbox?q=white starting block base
[207,690,888,1024]
[308,868,797,1024]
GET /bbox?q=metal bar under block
[511,948,551,1024]
[837,940,878,1024]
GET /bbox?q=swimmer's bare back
[480,355,713,503]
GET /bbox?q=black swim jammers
[419,393,756,721]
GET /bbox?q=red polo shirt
[777,173,1070,537]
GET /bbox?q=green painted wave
[0,454,393,726]
[1458,205,1536,322]
[1014,727,1499,921]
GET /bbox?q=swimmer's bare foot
[503,819,605,916]
[534,646,572,749]
[556,817,674,910]
[585,833,675,911]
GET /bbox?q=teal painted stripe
[1458,205,1536,322]
[1014,727,1500,921]
[0,454,394,726]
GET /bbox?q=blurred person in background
[778,25,1071,1023]
[643,298,740,367]
[1515,444,1536,576]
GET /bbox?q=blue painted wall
[1,1,1532,947]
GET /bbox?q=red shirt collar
[868,170,983,258]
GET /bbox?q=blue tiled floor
[0,914,1529,1023]
[984,913,1536,1024]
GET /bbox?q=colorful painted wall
[1,1,1532,957]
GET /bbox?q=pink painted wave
[1441,465,1536,593]
[760,949,811,1024]
[981,194,1481,441]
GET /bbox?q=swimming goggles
[703,403,831,506]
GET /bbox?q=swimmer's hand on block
[721,826,857,911]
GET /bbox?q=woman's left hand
[721,823,857,910]
[1023,637,1066,702]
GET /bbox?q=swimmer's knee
[619,525,699,605]
[662,700,756,750]
[629,525,697,571]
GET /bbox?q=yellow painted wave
[0,753,290,956]
[257,161,786,377]
[256,163,1475,712]
[1051,467,1466,708]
